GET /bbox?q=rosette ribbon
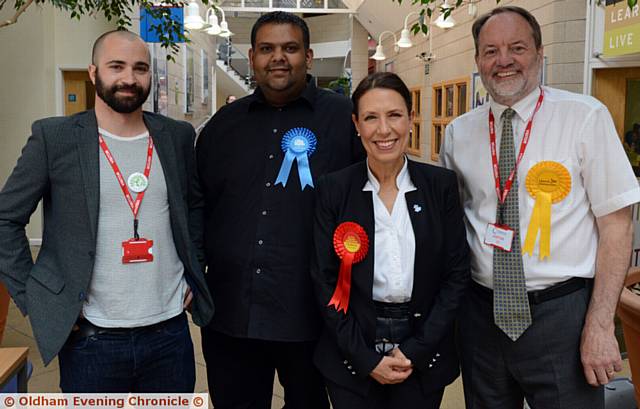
[328,222,369,313]
[523,161,571,260]
[275,127,317,190]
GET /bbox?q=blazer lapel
[405,161,430,308]
[351,162,375,299]
[76,111,100,243]
[144,114,180,211]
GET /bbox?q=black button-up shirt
[197,77,365,341]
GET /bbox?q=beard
[482,59,542,103]
[95,70,150,114]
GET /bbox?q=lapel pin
[413,204,422,213]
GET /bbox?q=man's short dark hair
[92,29,148,65]
[472,6,542,57]
[250,11,310,50]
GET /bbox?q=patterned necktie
[493,108,532,341]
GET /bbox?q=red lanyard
[489,88,544,204]
[98,134,154,221]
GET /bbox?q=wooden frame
[431,77,470,162]
[408,87,422,157]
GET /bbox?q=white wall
[0,6,116,240]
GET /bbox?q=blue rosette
[275,127,317,190]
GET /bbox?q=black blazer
[311,159,470,396]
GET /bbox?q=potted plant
[618,266,640,406]
[328,75,351,96]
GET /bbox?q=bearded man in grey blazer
[0,30,213,392]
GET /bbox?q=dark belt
[373,301,411,319]
[72,313,184,339]
[472,277,591,305]
[374,302,412,354]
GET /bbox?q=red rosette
[328,222,369,313]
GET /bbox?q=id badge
[484,224,514,252]
[122,238,154,263]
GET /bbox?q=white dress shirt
[363,157,417,302]
[441,86,640,290]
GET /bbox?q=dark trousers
[202,328,329,409]
[58,313,195,392]
[458,281,604,409]
[327,377,444,409]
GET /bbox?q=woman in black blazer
[311,72,470,409]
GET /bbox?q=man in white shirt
[440,6,640,409]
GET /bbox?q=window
[408,88,422,156]
[184,46,195,114]
[431,78,470,161]
[201,50,209,104]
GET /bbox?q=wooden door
[593,67,640,140]
[63,71,95,115]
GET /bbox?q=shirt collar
[489,86,542,123]
[248,74,317,111]
[363,156,416,193]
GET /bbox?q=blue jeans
[58,313,195,392]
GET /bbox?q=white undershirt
[363,157,417,303]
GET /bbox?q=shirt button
[268,154,274,159]
[78,292,86,301]
[273,128,278,133]
[262,210,267,216]
[265,182,272,187]
[258,240,264,245]
[256,268,261,274]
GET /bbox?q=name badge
[484,224,514,252]
[122,238,154,264]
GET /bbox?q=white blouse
[363,158,417,303]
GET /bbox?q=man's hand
[581,320,622,386]
[369,350,413,385]
[581,206,633,386]
[183,286,193,312]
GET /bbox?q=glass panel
[328,0,347,8]
[412,122,421,150]
[185,46,194,113]
[435,88,443,117]
[434,125,442,155]
[445,86,454,117]
[458,83,467,115]
[218,39,255,90]
[300,0,323,7]
[624,79,640,176]
[413,90,421,115]
[273,0,295,6]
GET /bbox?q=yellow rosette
[523,161,571,260]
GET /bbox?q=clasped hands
[369,348,413,385]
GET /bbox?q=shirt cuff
[591,188,640,218]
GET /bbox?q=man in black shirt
[196,11,364,409]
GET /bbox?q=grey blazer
[0,110,214,365]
